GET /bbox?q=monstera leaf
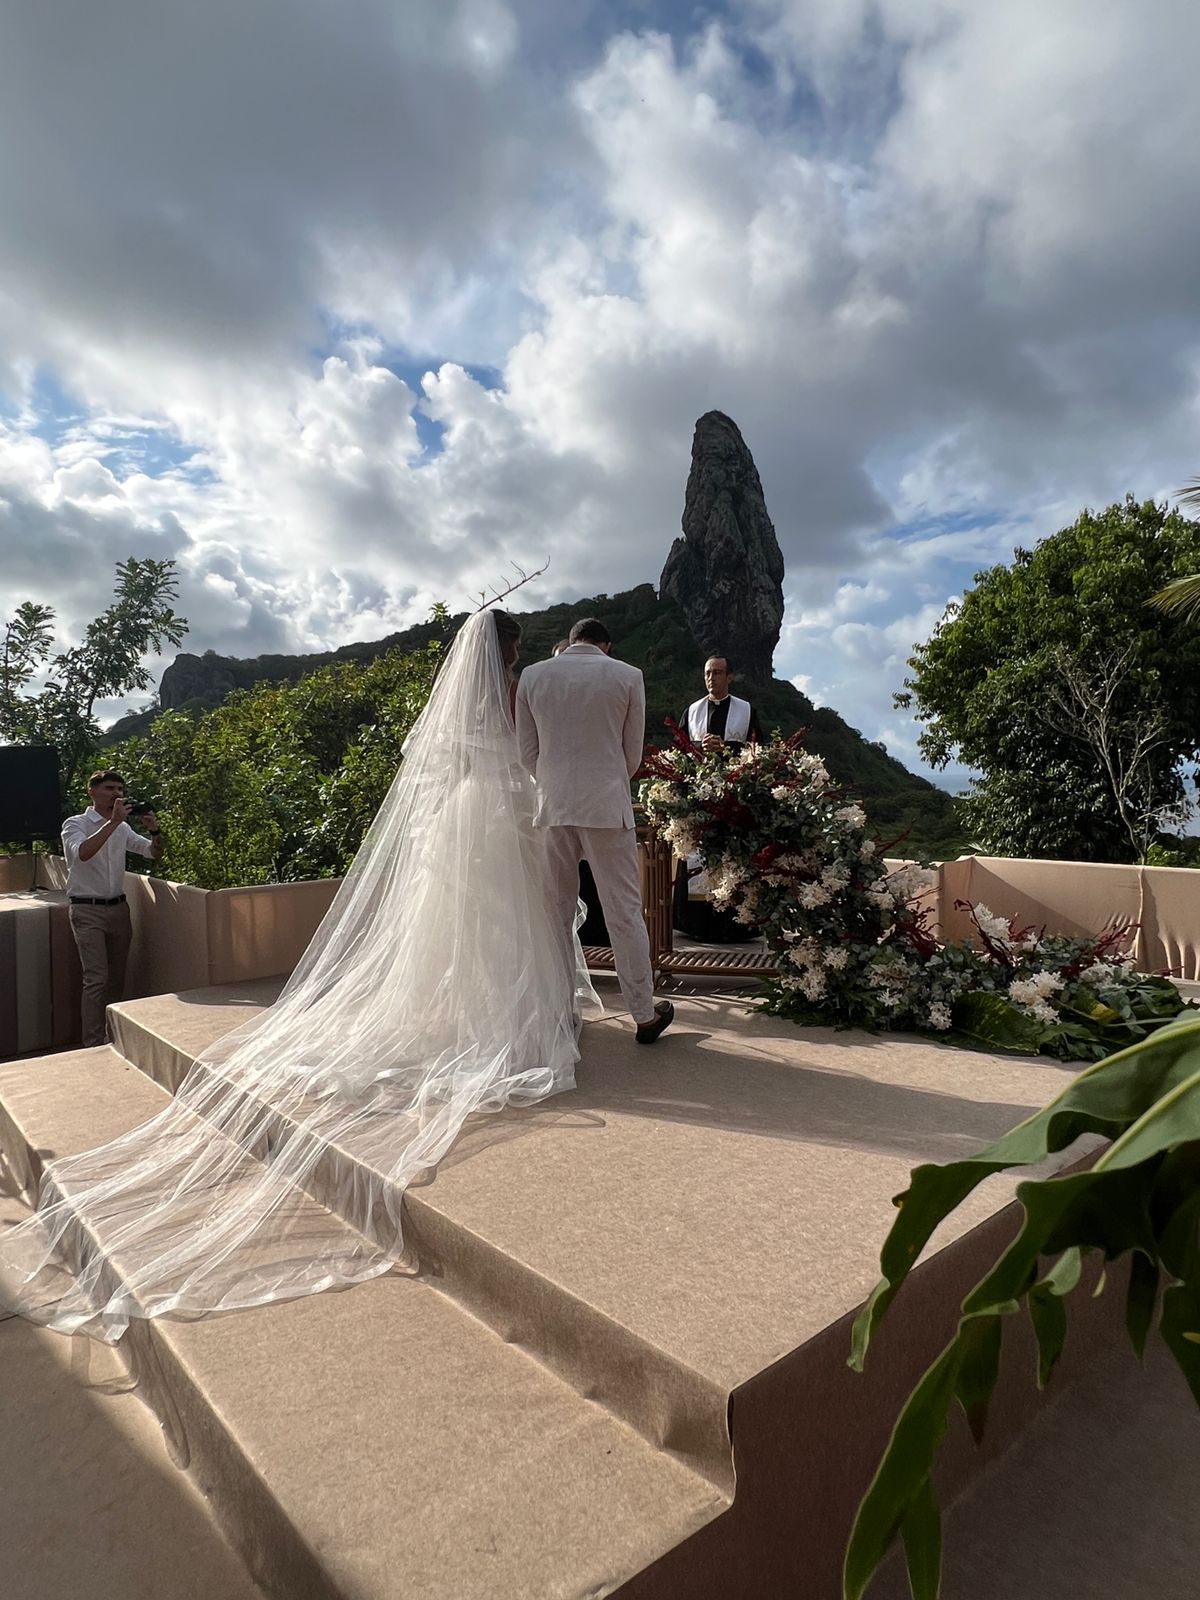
[946,990,1047,1054]
[844,1010,1200,1600]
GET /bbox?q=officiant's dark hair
[491,608,522,668]
[568,617,610,646]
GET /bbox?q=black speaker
[0,746,62,842]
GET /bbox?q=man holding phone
[62,769,164,1046]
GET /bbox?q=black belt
[69,894,127,906]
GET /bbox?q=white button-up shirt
[62,807,155,899]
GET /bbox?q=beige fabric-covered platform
[939,854,1200,979]
[4,975,1185,1598]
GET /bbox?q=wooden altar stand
[583,828,778,984]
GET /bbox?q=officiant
[682,655,763,754]
[673,655,763,941]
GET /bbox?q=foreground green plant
[844,1010,1200,1600]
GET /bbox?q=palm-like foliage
[845,1008,1200,1600]
[1150,480,1200,619]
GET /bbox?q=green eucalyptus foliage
[845,1010,1200,1600]
[103,640,442,888]
[897,498,1200,862]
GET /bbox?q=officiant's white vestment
[516,643,656,1024]
[685,693,752,746]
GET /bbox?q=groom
[516,618,674,1045]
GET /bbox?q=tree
[105,639,444,888]
[1040,644,1186,860]
[1,558,188,803]
[896,498,1200,862]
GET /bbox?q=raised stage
[2,974,1198,1599]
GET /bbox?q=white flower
[734,886,761,924]
[860,839,876,859]
[771,785,790,801]
[708,861,745,908]
[799,969,828,1002]
[661,820,698,857]
[973,905,1012,943]
[790,938,822,970]
[886,865,938,903]
[798,881,833,909]
[1009,971,1063,1005]
[1008,972,1063,1024]
[868,959,910,994]
[926,1002,952,1031]
[824,947,849,971]
[820,862,850,890]
[836,803,867,829]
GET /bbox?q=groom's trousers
[541,825,655,1026]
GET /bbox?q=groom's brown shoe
[635,1001,674,1045]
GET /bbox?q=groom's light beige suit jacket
[515,644,646,828]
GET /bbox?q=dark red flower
[752,842,785,871]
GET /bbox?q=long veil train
[0,610,593,1341]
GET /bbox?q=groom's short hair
[568,617,610,646]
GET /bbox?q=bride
[0,608,595,1340]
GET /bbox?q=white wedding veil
[0,609,590,1340]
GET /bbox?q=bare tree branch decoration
[472,559,550,613]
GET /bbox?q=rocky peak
[158,651,239,709]
[658,411,785,683]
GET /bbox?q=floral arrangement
[639,729,1188,1062]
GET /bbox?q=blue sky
[1,0,1198,790]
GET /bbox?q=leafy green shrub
[104,640,442,888]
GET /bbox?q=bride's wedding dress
[0,610,594,1340]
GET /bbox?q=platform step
[7,981,1151,1598]
[109,985,736,1491]
[0,1049,726,1600]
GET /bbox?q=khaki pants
[69,901,132,1047]
[542,826,655,1025]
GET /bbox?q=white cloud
[1,0,1198,775]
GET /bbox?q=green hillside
[106,583,965,855]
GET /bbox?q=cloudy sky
[2,0,1198,787]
